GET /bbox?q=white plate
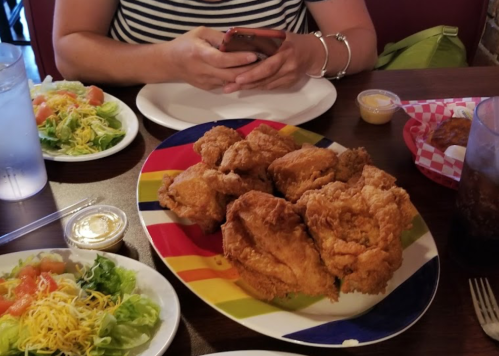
[42,92,139,162]
[0,248,180,356]
[135,77,336,131]
[202,352,307,356]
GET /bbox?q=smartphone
[219,27,286,60]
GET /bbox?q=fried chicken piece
[203,167,273,197]
[335,147,373,182]
[222,191,338,301]
[219,140,267,173]
[193,126,243,167]
[296,165,414,295]
[158,163,228,234]
[268,144,339,202]
[244,124,299,166]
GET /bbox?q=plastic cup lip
[0,43,22,69]
[357,89,401,112]
[474,97,499,137]
[64,205,128,251]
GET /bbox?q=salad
[0,253,160,356]
[30,77,126,156]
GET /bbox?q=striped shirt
[110,0,322,44]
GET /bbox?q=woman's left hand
[223,34,307,93]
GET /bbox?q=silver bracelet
[306,31,352,80]
[307,31,329,79]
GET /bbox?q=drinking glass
[0,43,47,201]
[454,96,499,262]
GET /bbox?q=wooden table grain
[2,66,499,356]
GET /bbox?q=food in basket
[157,124,414,300]
[0,253,160,356]
[427,116,471,153]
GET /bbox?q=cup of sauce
[64,205,128,252]
[357,89,401,124]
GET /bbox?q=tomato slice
[14,275,38,296]
[86,85,104,106]
[56,90,77,99]
[17,265,40,279]
[32,94,46,105]
[40,257,66,275]
[8,294,34,316]
[35,102,55,125]
[39,272,58,293]
[0,296,15,316]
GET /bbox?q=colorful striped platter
[137,119,440,347]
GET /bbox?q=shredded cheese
[17,276,121,356]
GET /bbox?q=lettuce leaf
[0,316,21,356]
[91,294,160,352]
[78,256,136,299]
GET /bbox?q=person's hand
[164,26,258,90]
[222,33,308,93]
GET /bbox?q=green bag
[375,25,468,70]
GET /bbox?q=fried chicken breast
[222,191,338,301]
[193,126,243,167]
[268,144,339,202]
[158,163,228,234]
[296,165,414,295]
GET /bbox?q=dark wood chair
[23,0,62,80]
[364,0,488,63]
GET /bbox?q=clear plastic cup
[357,89,401,125]
[453,96,499,264]
[0,43,47,201]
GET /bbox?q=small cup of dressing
[357,89,401,124]
[64,205,128,253]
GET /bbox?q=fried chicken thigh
[222,191,338,301]
[335,147,373,182]
[268,144,339,202]
[296,165,414,295]
[158,163,228,234]
[193,126,243,167]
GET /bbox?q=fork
[469,278,499,341]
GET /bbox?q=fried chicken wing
[222,191,338,301]
[335,147,373,182]
[158,163,228,234]
[193,126,243,167]
[268,144,338,202]
[296,165,414,295]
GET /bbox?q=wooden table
[1,66,499,356]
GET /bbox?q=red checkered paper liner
[401,97,487,181]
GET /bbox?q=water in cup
[0,43,47,201]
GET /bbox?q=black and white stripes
[109,0,315,44]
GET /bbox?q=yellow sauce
[71,212,123,245]
[359,93,397,125]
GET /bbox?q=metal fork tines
[469,278,499,341]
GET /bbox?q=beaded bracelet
[306,31,352,80]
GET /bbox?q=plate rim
[41,91,139,162]
[0,247,180,356]
[136,119,440,348]
[135,78,337,131]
